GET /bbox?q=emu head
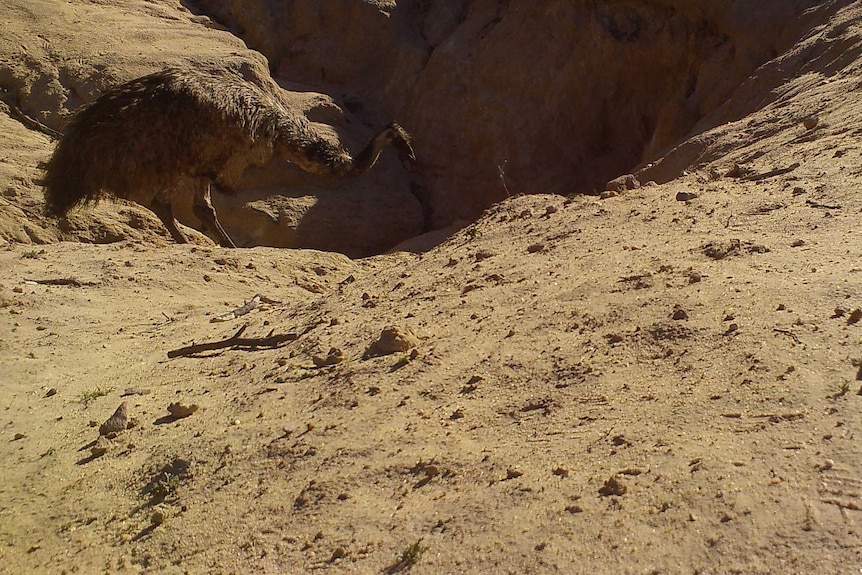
[383,122,416,161]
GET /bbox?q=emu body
[43,67,414,248]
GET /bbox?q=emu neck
[350,132,389,175]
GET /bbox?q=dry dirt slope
[2,3,862,575]
[1,166,862,574]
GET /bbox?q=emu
[43,67,415,248]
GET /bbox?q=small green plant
[386,540,424,573]
[837,380,851,397]
[151,472,181,500]
[80,386,114,404]
[21,250,39,259]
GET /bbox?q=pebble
[364,326,418,358]
[672,307,688,321]
[91,436,111,457]
[313,348,344,368]
[675,191,699,201]
[802,115,819,130]
[45,388,57,398]
[598,475,627,496]
[817,459,834,472]
[167,402,199,419]
[848,308,862,324]
[99,402,129,436]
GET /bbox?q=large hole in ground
[188,0,825,235]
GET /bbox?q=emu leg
[149,199,189,244]
[193,184,236,248]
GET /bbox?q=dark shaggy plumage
[43,66,415,247]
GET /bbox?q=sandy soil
[2,3,862,575]
[2,157,862,574]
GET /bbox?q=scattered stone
[599,475,627,496]
[791,239,805,247]
[777,303,786,311]
[724,323,739,335]
[13,433,25,440]
[45,388,57,398]
[675,191,699,201]
[720,512,733,523]
[505,468,523,480]
[605,174,641,192]
[167,402,199,419]
[527,243,545,253]
[329,547,347,562]
[364,326,418,358]
[91,436,111,457]
[848,308,862,325]
[565,505,583,513]
[474,249,495,262]
[121,387,151,397]
[802,115,819,130]
[672,306,688,321]
[543,205,558,217]
[817,459,834,472]
[702,239,741,260]
[688,271,702,284]
[599,190,618,199]
[313,348,344,368]
[151,508,167,526]
[832,307,847,319]
[552,467,569,478]
[99,402,128,436]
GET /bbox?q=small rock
[802,115,819,130]
[672,307,688,321]
[605,174,641,192]
[724,323,739,335]
[599,190,618,199]
[329,547,347,562]
[151,509,167,526]
[364,326,418,358]
[91,436,111,457]
[777,303,786,311]
[675,191,699,202]
[817,459,834,472]
[313,348,344,368]
[791,239,805,247]
[99,402,128,436]
[527,243,545,254]
[848,308,862,325]
[599,475,627,496]
[167,402,199,419]
[45,388,57,398]
[688,271,702,284]
[505,468,523,480]
[13,433,25,440]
